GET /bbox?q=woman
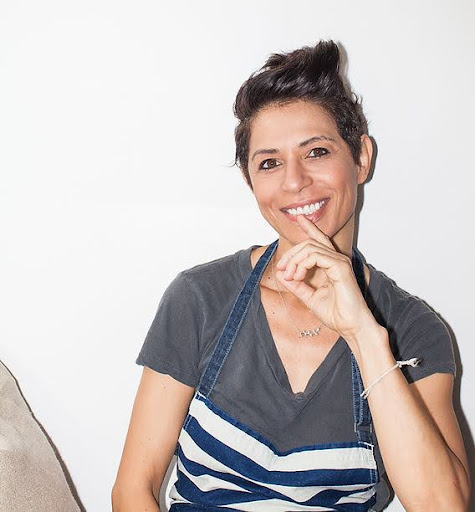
[112,41,470,511]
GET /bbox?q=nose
[281,157,312,193]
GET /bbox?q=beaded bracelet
[361,358,421,399]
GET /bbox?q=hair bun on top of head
[234,40,343,120]
[233,40,366,185]
[261,41,343,103]
[263,40,340,76]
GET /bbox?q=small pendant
[299,326,321,338]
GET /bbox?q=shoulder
[137,246,257,386]
[366,263,455,382]
[166,245,255,307]
[181,246,250,282]
[367,264,443,330]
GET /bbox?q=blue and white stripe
[169,394,377,511]
[168,241,378,511]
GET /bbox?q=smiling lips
[281,198,330,223]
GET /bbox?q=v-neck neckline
[238,243,375,401]
[237,245,346,401]
[255,287,348,400]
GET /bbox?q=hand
[275,216,375,340]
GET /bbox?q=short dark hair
[233,41,367,187]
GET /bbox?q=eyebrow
[251,135,336,161]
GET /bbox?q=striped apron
[169,241,379,511]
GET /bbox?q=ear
[356,134,373,185]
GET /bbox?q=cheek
[252,187,282,225]
[252,180,276,207]
[329,162,359,191]
[254,193,274,215]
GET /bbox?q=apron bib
[169,241,379,511]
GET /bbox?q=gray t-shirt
[137,245,456,510]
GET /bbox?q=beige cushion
[0,361,80,512]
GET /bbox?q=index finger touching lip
[296,215,334,248]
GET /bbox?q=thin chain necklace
[270,255,323,338]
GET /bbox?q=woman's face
[247,100,371,254]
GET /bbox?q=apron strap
[198,240,375,445]
[198,240,278,397]
[351,247,374,444]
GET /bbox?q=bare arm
[275,215,470,511]
[112,367,195,512]
[349,325,470,511]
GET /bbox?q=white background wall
[1,1,474,510]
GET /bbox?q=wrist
[342,316,391,362]
[344,322,400,392]
[341,310,384,345]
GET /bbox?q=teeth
[285,200,325,216]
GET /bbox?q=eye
[258,158,280,170]
[307,147,329,158]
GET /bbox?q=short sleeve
[390,299,456,384]
[136,272,202,388]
